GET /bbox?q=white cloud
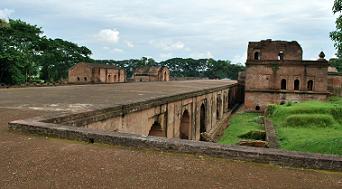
[95,29,120,44]
[1,0,336,60]
[0,8,14,22]
[125,41,134,48]
[150,40,186,51]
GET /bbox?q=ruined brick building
[133,66,170,82]
[244,40,330,111]
[68,62,126,84]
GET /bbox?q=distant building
[244,39,330,111]
[328,66,342,96]
[133,66,170,82]
[68,62,126,84]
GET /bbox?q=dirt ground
[0,108,341,189]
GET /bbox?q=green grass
[219,113,263,144]
[269,97,342,155]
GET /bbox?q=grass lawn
[218,113,263,144]
[268,97,342,155]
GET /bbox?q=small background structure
[68,62,126,84]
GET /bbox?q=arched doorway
[281,79,287,90]
[148,121,164,137]
[164,71,167,81]
[217,95,222,120]
[307,80,314,91]
[294,79,300,90]
[200,103,206,140]
[180,110,190,139]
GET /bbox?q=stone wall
[8,119,342,171]
[42,83,240,141]
[328,73,342,96]
[245,91,328,111]
[247,40,303,61]
[75,89,230,141]
[68,63,93,83]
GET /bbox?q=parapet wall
[9,119,342,171]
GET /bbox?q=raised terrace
[4,80,342,171]
[3,80,242,141]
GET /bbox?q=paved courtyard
[0,80,235,112]
[0,81,341,188]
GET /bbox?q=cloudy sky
[0,0,338,63]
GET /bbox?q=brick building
[328,67,342,96]
[244,39,330,111]
[133,66,170,82]
[68,62,126,84]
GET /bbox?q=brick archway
[148,121,164,137]
[180,110,190,139]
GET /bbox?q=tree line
[93,58,245,79]
[0,19,92,85]
[0,19,245,85]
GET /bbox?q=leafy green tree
[330,0,342,72]
[0,19,42,84]
[39,38,92,82]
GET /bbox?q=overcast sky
[0,0,338,63]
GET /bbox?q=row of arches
[148,95,224,141]
[280,79,314,91]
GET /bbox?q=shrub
[266,104,277,116]
[285,114,336,128]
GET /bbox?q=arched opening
[77,77,80,81]
[281,79,287,90]
[200,103,206,137]
[216,96,222,120]
[140,78,143,82]
[84,77,87,81]
[307,80,314,91]
[180,110,190,140]
[255,105,261,111]
[254,52,260,60]
[148,121,164,137]
[278,51,284,60]
[294,79,300,90]
[164,71,167,81]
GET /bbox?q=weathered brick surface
[328,73,342,96]
[8,119,342,171]
[244,40,330,111]
[264,118,279,148]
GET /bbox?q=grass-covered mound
[268,97,342,155]
[285,114,336,128]
[219,113,264,144]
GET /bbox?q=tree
[330,0,342,72]
[0,19,42,84]
[0,18,93,84]
[39,38,92,82]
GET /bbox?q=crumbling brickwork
[68,62,126,84]
[244,40,329,111]
[133,66,170,82]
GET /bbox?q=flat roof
[0,80,236,113]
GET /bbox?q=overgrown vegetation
[219,113,264,144]
[330,0,342,72]
[268,97,342,155]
